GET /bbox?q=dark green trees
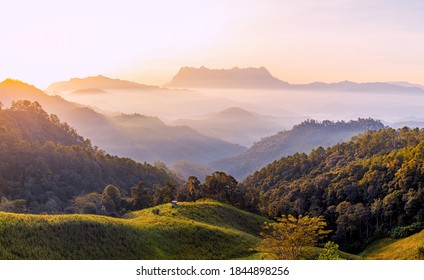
[101,185,122,214]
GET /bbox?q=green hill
[360,230,424,260]
[243,127,424,252]
[0,101,177,213]
[0,199,267,260]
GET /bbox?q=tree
[186,176,200,201]
[101,184,122,214]
[259,214,330,260]
[73,192,102,214]
[318,241,344,260]
[203,171,238,204]
[130,181,150,210]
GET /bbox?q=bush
[318,241,344,260]
[389,223,424,239]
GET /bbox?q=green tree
[318,241,344,260]
[130,181,150,210]
[259,214,330,260]
[101,184,121,214]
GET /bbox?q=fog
[60,88,424,125]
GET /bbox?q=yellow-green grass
[360,230,424,260]
[0,199,267,260]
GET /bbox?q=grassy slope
[0,199,267,260]
[360,230,424,260]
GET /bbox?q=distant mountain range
[210,118,385,180]
[165,66,424,93]
[46,75,161,92]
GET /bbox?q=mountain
[70,88,107,95]
[165,66,424,93]
[242,127,424,252]
[46,75,161,92]
[165,66,289,88]
[0,79,246,165]
[174,107,304,147]
[210,118,385,180]
[108,113,247,164]
[0,200,266,259]
[0,102,177,213]
[294,81,424,94]
[387,81,424,90]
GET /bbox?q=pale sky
[1,0,423,88]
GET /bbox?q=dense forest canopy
[0,101,178,214]
[242,127,424,251]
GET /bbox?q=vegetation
[259,214,330,260]
[243,127,424,252]
[0,199,266,259]
[211,118,384,180]
[318,241,344,260]
[1,98,423,259]
[0,101,178,214]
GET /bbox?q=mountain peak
[165,66,289,89]
[0,79,44,97]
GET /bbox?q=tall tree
[259,214,330,260]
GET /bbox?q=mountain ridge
[1,79,247,165]
[210,118,385,180]
[46,75,162,92]
[165,66,424,93]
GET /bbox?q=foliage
[211,118,384,180]
[259,214,330,260]
[389,223,424,239]
[243,127,424,252]
[318,241,344,260]
[0,101,178,214]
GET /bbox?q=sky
[0,0,423,89]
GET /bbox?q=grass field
[360,230,424,260]
[0,199,267,260]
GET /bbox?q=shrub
[389,222,424,239]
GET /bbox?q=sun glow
[1,1,424,88]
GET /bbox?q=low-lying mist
[59,87,424,125]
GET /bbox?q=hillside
[0,79,246,165]
[175,107,303,147]
[0,200,267,259]
[242,127,424,252]
[211,118,384,180]
[360,230,424,260]
[0,102,176,213]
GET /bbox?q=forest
[0,101,177,214]
[242,127,424,251]
[1,100,424,255]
